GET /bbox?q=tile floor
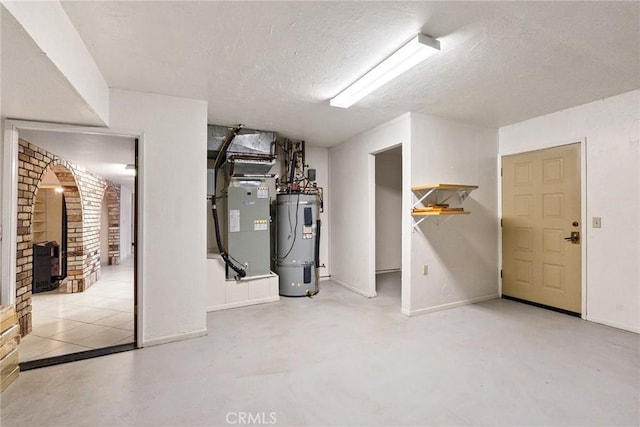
[19,257,135,362]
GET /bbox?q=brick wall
[104,184,121,265]
[16,139,121,335]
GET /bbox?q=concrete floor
[2,272,638,426]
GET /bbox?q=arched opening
[15,140,85,335]
[31,169,64,294]
[100,183,121,266]
[48,163,84,292]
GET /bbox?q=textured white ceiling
[63,1,640,145]
[54,1,640,146]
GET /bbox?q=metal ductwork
[207,125,276,176]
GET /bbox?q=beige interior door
[502,143,581,313]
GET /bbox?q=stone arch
[49,163,85,291]
[15,139,85,335]
[99,182,121,265]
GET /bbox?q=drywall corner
[109,89,209,344]
[409,113,499,313]
[329,113,410,297]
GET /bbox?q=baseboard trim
[585,316,640,334]
[331,278,376,298]
[207,296,279,312]
[142,328,208,348]
[404,294,499,317]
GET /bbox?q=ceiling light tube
[330,33,440,108]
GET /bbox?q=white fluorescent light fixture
[330,33,440,108]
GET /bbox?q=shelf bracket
[456,189,471,204]
[437,189,470,205]
[412,188,436,209]
[412,217,427,228]
[412,214,456,229]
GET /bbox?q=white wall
[45,189,62,244]
[109,89,209,346]
[305,146,330,276]
[328,112,498,313]
[409,113,499,314]
[119,185,133,261]
[375,147,402,271]
[499,90,640,333]
[329,114,411,297]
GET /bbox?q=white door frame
[368,141,412,314]
[1,119,145,344]
[498,138,587,319]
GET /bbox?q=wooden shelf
[412,211,470,216]
[411,184,478,192]
[33,191,47,239]
[411,183,477,227]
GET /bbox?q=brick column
[104,184,121,265]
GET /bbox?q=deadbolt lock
[564,231,580,244]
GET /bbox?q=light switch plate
[423,265,428,275]
[592,217,602,228]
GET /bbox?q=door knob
[564,231,580,244]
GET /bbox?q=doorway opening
[374,146,403,306]
[30,166,70,295]
[7,128,138,368]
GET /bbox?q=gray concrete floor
[1,272,638,426]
